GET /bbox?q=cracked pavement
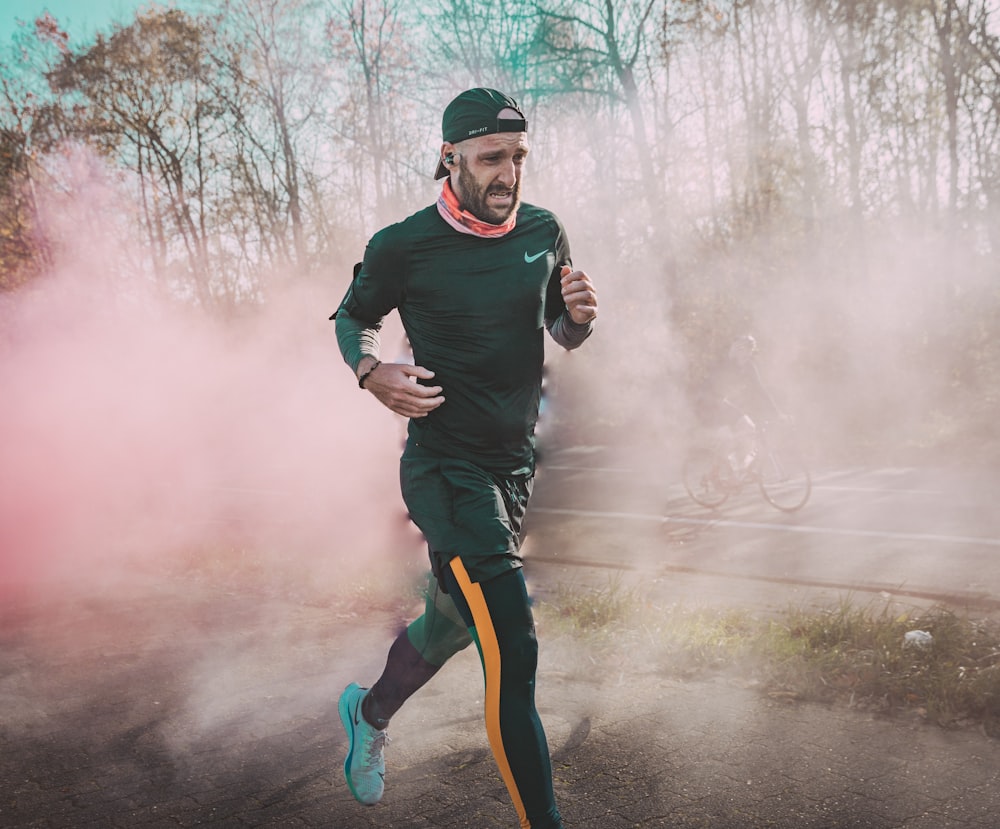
[2,572,999,829]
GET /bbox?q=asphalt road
[3,444,1000,828]
[524,446,1000,618]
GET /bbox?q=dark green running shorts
[399,442,533,584]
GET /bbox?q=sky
[1,0,182,46]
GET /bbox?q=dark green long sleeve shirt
[335,201,592,474]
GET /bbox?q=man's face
[451,132,529,225]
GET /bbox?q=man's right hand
[359,360,445,418]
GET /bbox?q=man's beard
[456,161,521,224]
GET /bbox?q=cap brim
[433,158,448,179]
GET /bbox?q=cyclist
[702,335,788,476]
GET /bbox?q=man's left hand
[560,266,598,325]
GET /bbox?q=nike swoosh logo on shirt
[524,249,549,263]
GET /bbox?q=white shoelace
[363,730,389,765]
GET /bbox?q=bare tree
[534,0,661,208]
[422,0,539,91]
[209,0,333,274]
[773,0,830,230]
[929,0,963,223]
[47,9,222,303]
[0,13,72,288]
[326,0,424,232]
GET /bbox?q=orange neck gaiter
[436,178,517,238]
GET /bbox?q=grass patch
[762,600,1000,729]
[541,574,640,637]
[537,581,1000,735]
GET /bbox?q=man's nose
[497,158,517,187]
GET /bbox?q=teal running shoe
[338,683,387,805]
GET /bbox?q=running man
[332,88,598,829]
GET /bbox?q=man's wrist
[355,355,378,378]
[357,356,381,389]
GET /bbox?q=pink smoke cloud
[0,154,414,598]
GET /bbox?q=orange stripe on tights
[449,560,529,829]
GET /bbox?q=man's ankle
[361,691,390,730]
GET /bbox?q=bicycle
[681,422,812,512]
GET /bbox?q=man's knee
[503,624,539,684]
[406,577,474,666]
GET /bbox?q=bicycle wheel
[756,446,811,512]
[682,448,731,508]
